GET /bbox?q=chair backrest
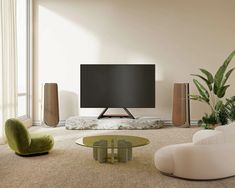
[215,121,235,132]
[5,118,31,153]
[215,122,235,143]
[193,122,235,145]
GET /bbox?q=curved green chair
[5,118,54,156]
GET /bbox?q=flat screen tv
[80,64,155,119]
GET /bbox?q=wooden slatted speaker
[44,83,59,127]
[172,83,190,128]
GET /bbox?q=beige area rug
[1,127,235,188]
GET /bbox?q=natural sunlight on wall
[34,0,235,124]
[35,5,101,121]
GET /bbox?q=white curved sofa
[154,122,235,180]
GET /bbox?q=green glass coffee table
[76,135,150,163]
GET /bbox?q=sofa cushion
[215,123,235,143]
[215,122,235,132]
[193,122,235,145]
[192,130,224,145]
[26,133,54,155]
[193,130,224,145]
[5,118,31,153]
[5,118,54,156]
[154,145,177,174]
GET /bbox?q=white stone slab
[65,116,164,130]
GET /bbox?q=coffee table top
[76,135,150,148]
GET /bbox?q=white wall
[33,0,235,123]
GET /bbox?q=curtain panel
[0,0,17,144]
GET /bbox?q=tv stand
[97,108,135,119]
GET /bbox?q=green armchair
[5,118,54,156]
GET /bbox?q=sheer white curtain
[0,0,17,144]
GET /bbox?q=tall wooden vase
[172,83,190,128]
[43,83,59,127]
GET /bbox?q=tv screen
[80,64,155,108]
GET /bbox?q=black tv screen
[80,64,155,108]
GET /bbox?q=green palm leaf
[217,85,230,98]
[214,51,235,95]
[193,79,209,102]
[215,100,223,111]
[214,65,227,94]
[199,69,214,84]
[225,96,235,121]
[224,51,235,67]
[191,74,212,90]
[190,94,209,103]
[221,67,235,87]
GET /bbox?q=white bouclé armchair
[154,122,235,180]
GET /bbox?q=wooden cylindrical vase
[172,83,190,128]
[43,83,59,127]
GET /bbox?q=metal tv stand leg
[97,108,135,119]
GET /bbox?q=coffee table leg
[128,147,132,161]
[110,147,115,163]
[93,140,108,163]
[93,147,98,160]
[111,139,115,163]
[126,141,132,161]
[93,141,100,160]
[118,140,129,162]
[97,147,107,163]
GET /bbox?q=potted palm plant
[198,113,218,129]
[225,96,235,122]
[191,51,235,129]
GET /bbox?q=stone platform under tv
[65,116,164,130]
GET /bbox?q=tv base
[97,108,135,119]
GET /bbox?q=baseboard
[164,120,198,126]
[32,119,199,127]
[33,120,66,127]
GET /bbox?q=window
[16,0,31,118]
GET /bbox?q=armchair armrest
[172,143,235,179]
